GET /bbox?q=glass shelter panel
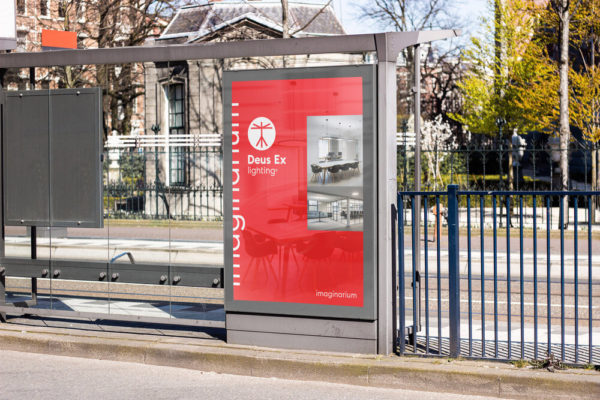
[165,59,224,321]
[101,62,172,318]
[47,63,109,314]
[1,67,51,308]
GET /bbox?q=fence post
[391,203,399,354]
[397,194,406,355]
[447,184,461,358]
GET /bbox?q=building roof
[155,1,345,44]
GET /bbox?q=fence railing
[102,142,599,221]
[396,186,600,365]
[398,142,600,193]
[103,148,223,220]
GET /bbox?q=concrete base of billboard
[226,313,377,354]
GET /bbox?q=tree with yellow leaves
[451,0,545,136]
[451,0,549,190]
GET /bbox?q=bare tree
[87,0,181,138]
[359,0,464,127]
[276,0,333,37]
[40,0,185,139]
[359,0,455,32]
[421,45,464,126]
[276,0,332,65]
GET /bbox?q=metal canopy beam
[0,30,460,69]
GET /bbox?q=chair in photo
[295,232,336,290]
[242,230,279,286]
[327,165,341,183]
[337,232,362,261]
[310,164,323,183]
[340,162,351,179]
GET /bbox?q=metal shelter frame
[0,30,460,354]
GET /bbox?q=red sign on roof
[41,29,77,50]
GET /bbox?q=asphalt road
[0,350,502,400]
[403,275,600,325]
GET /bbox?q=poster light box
[224,66,376,320]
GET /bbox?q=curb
[0,327,598,399]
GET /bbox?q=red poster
[231,76,365,307]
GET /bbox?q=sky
[204,1,491,39]
[326,1,490,37]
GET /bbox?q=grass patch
[446,357,465,363]
[583,364,600,371]
[511,359,529,368]
[105,219,223,229]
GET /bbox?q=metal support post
[28,67,37,261]
[447,184,461,357]
[397,196,406,354]
[0,268,6,322]
[413,44,422,332]
[391,204,398,353]
[31,226,37,259]
[0,68,5,261]
[375,33,399,355]
[151,124,161,219]
[0,69,5,322]
[31,276,37,303]
[29,67,39,304]
[413,45,421,193]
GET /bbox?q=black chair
[310,164,322,183]
[295,232,336,289]
[340,163,351,179]
[242,230,279,285]
[327,165,340,183]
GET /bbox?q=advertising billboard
[224,66,376,320]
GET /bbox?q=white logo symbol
[248,117,276,151]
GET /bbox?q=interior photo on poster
[229,72,366,307]
[307,115,363,232]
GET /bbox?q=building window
[16,31,27,48]
[17,0,25,14]
[73,0,85,21]
[40,0,49,16]
[58,1,67,18]
[167,83,186,186]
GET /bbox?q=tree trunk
[508,143,514,191]
[281,0,290,38]
[597,148,600,222]
[281,0,289,67]
[494,0,502,95]
[592,148,597,223]
[558,1,570,193]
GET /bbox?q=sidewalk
[0,317,598,399]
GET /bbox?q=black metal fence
[103,141,599,221]
[396,186,600,365]
[103,148,223,220]
[398,140,600,192]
